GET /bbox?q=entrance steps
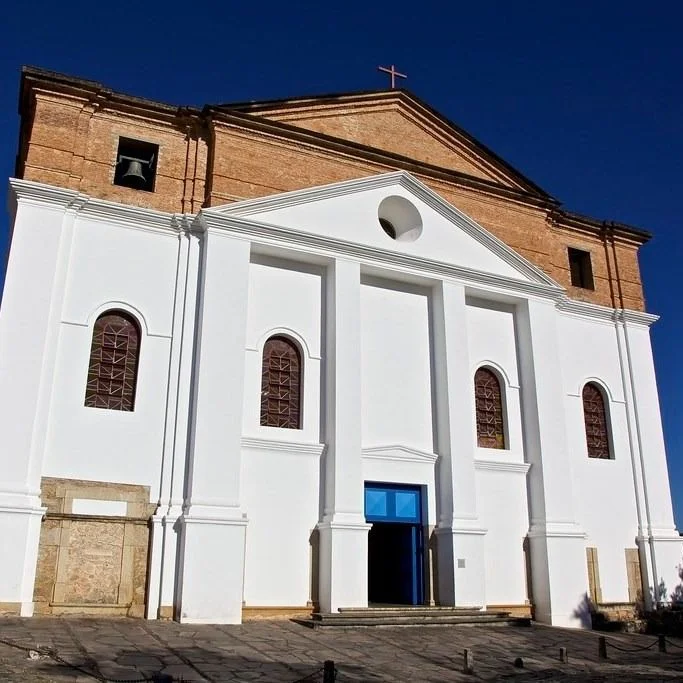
[294,606,532,629]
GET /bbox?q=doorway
[365,483,424,605]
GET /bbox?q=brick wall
[15,70,646,310]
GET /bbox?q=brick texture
[16,71,646,310]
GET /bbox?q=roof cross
[377,64,407,89]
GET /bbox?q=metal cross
[377,64,407,89]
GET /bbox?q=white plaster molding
[362,444,439,464]
[620,309,660,327]
[9,178,181,236]
[247,327,320,360]
[206,171,556,286]
[471,360,519,389]
[241,436,325,456]
[200,213,562,300]
[474,459,530,474]
[567,377,624,404]
[528,522,587,539]
[202,171,562,289]
[558,297,659,327]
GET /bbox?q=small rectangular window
[114,137,158,192]
[568,248,594,289]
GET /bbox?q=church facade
[0,66,680,627]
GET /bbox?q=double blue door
[365,483,424,605]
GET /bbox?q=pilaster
[0,182,83,615]
[318,259,370,612]
[432,281,486,607]
[619,316,682,604]
[147,225,200,620]
[176,229,250,624]
[517,298,588,627]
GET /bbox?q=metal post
[323,660,335,683]
[559,647,567,663]
[598,636,607,659]
[463,648,474,674]
[658,635,666,653]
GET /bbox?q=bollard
[598,636,607,659]
[513,657,524,668]
[323,660,335,683]
[559,647,567,663]
[463,648,474,674]
[658,634,666,653]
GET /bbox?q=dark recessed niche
[114,137,158,192]
[568,247,595,290]
[379,217,397,239]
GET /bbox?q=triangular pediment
[220,90,550,198]
[203,172,561,290]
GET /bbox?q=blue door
[365,483,424,605]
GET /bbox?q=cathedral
[0,66,680,627]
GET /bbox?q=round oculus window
[377,195,423,242]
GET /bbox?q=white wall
[44,217,181,497]
[476,464,530,605]
[466,299,529,605]
[243,256,323,443]
[240,256,325,606]
[559,313,639,603]
[360,278,434,453]
[241,444,321,606]
[466,298,524,462]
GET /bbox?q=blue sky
[1,1,681,526]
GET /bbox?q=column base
[146,507,183,620]
[317,518,371,613]
[0,501,45,616]
[177,512,248,624]
[528,523,589,628]
[434,524,486,607]
[643,531,683,605]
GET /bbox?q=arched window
[84,311,140,411]
[260,336,302,429]
[582,382,611,459]
[474,367,505,449]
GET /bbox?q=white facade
[0,172,680,626]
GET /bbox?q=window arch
[84,311,140,411]
[260,336,302,429]
[582,382,611,459]
[474,367,505,449]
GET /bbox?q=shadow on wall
[572,593,594,630]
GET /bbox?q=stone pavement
[1,616,683,682]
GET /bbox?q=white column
[517,299,588,627]
[147,224,200,620]
[621,315,682,604]
[431,281,486,608]
[176,229,250,624]
[0,182,81,616]
[317,259,370,613]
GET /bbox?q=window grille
[583,383,610,458]
[474,367,505,449]
[260,336,301,429]
[84,311,140,411]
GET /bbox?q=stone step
[293,607,532,629]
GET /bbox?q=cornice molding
[9,178,180,236]
[201,211,562,300]
[558,297,659,327]
[204,171,559,289]
[362,444,439,465]
[474,459,530,474]
[241,436,325,456]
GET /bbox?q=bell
[121,159,146,187]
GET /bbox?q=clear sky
[1,1,681,526]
